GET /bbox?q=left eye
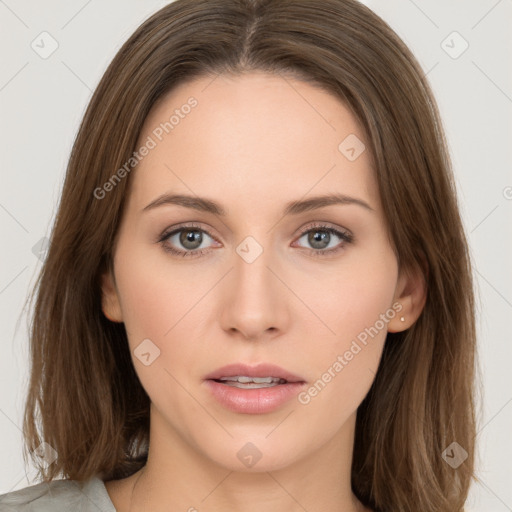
[293,225,353,254]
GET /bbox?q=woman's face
[102,71,409,472]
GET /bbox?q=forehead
[128,71,379,217]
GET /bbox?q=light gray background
[1,1,511,510]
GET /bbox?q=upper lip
[204,363,305,383]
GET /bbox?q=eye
[158,223,219,258]
[293,223,353,257]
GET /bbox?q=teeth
[218,376,286,385]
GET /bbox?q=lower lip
[204,379,306,414]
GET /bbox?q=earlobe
[388,263,427,333]
[100,270,123,323]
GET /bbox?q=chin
[201,435,306,473]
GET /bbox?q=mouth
[204,362,305,386]
[203,363,306,414]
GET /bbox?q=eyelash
[157,222,354,259]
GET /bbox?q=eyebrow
[142,192,374,216]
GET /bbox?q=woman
[0,0,478,510]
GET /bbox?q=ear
[387,260,427,333]
[100,268,123,323]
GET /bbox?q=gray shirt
[0,477,116,511]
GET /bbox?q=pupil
[180,230,202,249]
[310,230,329,249]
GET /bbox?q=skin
[101,71,426,512]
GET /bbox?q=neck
[110,407,369,512]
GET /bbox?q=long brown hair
[22,1,479,510]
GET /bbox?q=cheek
[113,236,191,339]
[111,252,179,395]
[113,247,205,408]
[296,245,398,345]
[293,249,397,419]
[113,239,218,365]
[117,270,174,342]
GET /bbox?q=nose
[219,243,290,341]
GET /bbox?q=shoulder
[0,476,116,512]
